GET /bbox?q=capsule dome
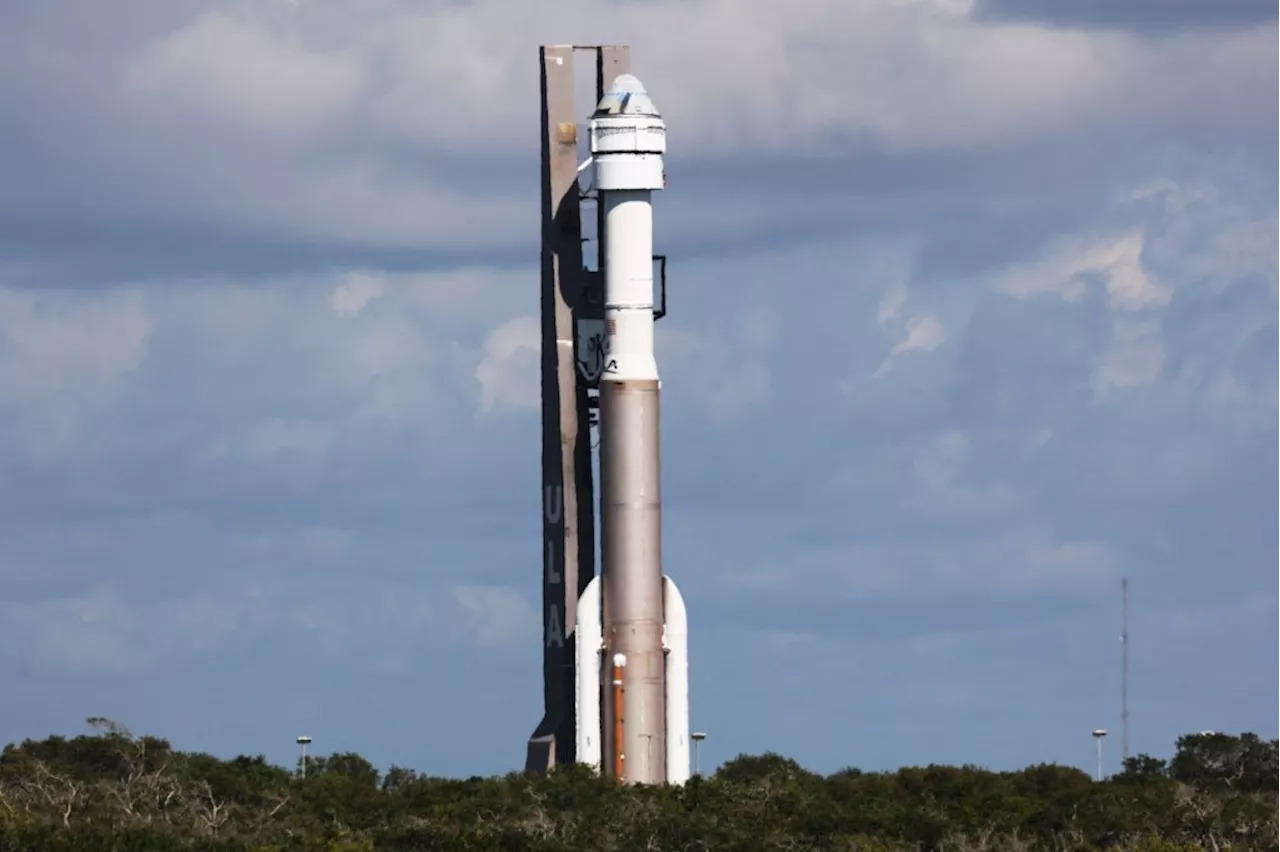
[593,74,662,119]
[588,73,666,190]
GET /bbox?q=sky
[0,0,1276,781]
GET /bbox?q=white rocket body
[573,74,690,786]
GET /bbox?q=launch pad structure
[525,44,691,786]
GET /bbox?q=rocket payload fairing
[574,73,691,786]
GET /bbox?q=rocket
[572,73,691,786]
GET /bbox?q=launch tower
[526,45,690,786]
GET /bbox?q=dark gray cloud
[0,0,1273,285]
[976,0,1278,30]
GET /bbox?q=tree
[1120,754,1169,779]
[0,723,1274,851]
[1170,732,1278,794]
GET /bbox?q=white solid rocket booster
[573,74,690,786]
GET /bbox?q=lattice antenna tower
[1121,577,1130,762]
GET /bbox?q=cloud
[0,0,1273,278]
[975,0,1278,30]
[1121,177,1279,297]
[0,587,252,676]
[0,288,151,404]
[661,306,777,423]
[907,430,1024,518]
[874,314,949,378]
[331,271,384,318]
[474,316,540,414]
[1093,317,1165,395]
[0,267,542,525]
[984,527,1117,592]
[990,231,1170,312]
[876,279,909,326]
[1,590,142,675]
[0,287,152,461]
[241,418,339,459]
[1140,594,1276,645]
[725,523,1116,605]
[121,11,366,141]
[0,173,1271,773]
[450,586,538,648]
[0,558,495,678]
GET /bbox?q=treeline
[0,718,1275,851]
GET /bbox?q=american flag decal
[606,319,616,336]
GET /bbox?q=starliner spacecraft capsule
[571,73,691,787]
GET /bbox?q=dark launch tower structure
[526,46,688,785]
[525,44,631,774]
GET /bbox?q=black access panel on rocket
[526,44,690,786]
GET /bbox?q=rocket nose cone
[594,73,661,118]
[608,74,646,95]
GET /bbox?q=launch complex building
[525,45,691,786]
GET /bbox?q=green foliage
[0,718,1274,851]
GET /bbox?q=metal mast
[1121,577,1130,763]
[527,44,630,775]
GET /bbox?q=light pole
[296,735,312,780]
[691,732,707,777]
[1091,729,1107,782]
